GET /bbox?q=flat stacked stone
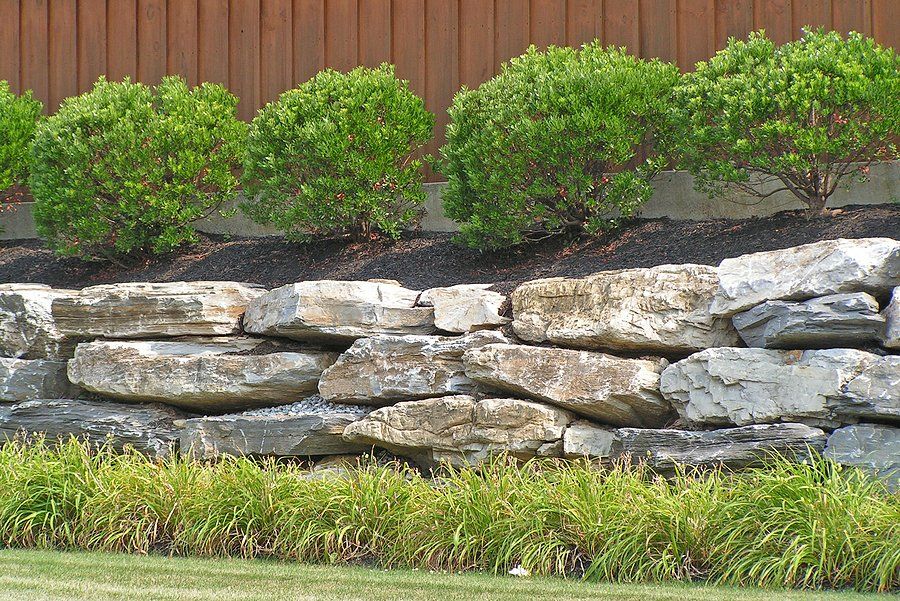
[0,358,78,402]
[0,284,79,359]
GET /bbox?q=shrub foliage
[0,81,42,195]
[673,29,899,213]
[241,65,434,241]
[440,44,680,250]
[30,76,246,261]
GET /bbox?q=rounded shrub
[673,29,899,214]
[440,43,680,250]
[30,76,246,261]
[241,65,434,241]
[0,81,42,195]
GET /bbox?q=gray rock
[732,292,886,348]
[0,284,79,359]
[0,398,184,458]
[67,339,338,413]
[418,284,510,333]
[342,395,575,468]
[711,238,900,316]
[0,358,78,402]
[243,280,435,343]
[563,421,826,471]
[825,423,899,491]
[660,348,899,429]
[881,287,899,349]
[463,343,672,427]
[511,264,740,353]
[319,331,506,405]
[52,281,265,339]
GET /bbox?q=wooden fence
[1,0,898,170]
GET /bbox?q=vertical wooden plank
[495,0,529,64]
[359,0,391,67]
[530,0,566,48]
[792,0,831,36]
[392,0,425,95]
[137,0,167,85]
[108,0,138,81]
[832,0,871,35]
[753,0,793,45]
[229,0,261,119]
[459,0,493,88]
[566,0,599,47]
[168,0,199,85]
[715,0,754,49]
[678,0,715,70]
[77,0,107,90]
[640,0,676,61]
[325,0,359,71]
[0,0,20,93]
[261,0,292,105]
[293,0,325,83]
[872,0,899,50]
[198,0,229,85]
[21,0,49,105]
[603,0,639,54]
[49,0,77,111]
[424,0,458,177]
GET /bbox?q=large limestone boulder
[462,343,672,427]
[180,397,372,459]
[342,395,575,468]
[67,339,338,413]
[243,280,435,343]
[881,287,899,349]
[319,331,506,405]
[0,358,78,402]
[824,423,899,492]
[711,238,900,316]
[732,292,885,349]
[511,264,740,353]
[52,281,264,338]
[660,348,899,429]
[562,421,826,471]
[0,398,184,458]
[418,284,510,333]
[0,284,79,359]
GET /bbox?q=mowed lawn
[0,549,889,601]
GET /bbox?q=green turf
[0,549,888,601]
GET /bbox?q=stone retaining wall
[1,237,898,488]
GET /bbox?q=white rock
[881,287,899,349]
[0,284,78,359]
[711,238,900,316]
[418,284,510,333]
[0,358,78,402]
[511,264,740,353]
[243,280,435,342]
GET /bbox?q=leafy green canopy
[440,43,680,250]
[30,76,246,262]
[242,65,434,241]
[673,29,899,213]
[0,81,42,193]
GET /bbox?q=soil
[1,204,898,294]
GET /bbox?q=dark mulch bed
[2,204,898,293]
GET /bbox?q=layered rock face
[462,343,672,427]
[0,399,184,458]
[824,423,899,491]
[660,348,899,429]
[244,280,435,342]
[0,358,78,402]
[711,238,900,316]
[52,282,264,338]
[882,287,900,349]
[511,264,740,353]
[319,331,506,405]
[67,339,338,413]
[418,284,510,333]
[0,284,78,359]
[343,395,574,467]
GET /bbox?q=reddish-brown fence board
[1,0,896,179]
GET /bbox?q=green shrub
[0,81,42,195]
[440,43,680,250]
[673,29,899,214]
[30,76,246,262]
[241,65,434,241]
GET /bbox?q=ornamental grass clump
[673,29,899,214]
[30,76,246,262]
[440,43,680,250]
[241,65,434,241]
